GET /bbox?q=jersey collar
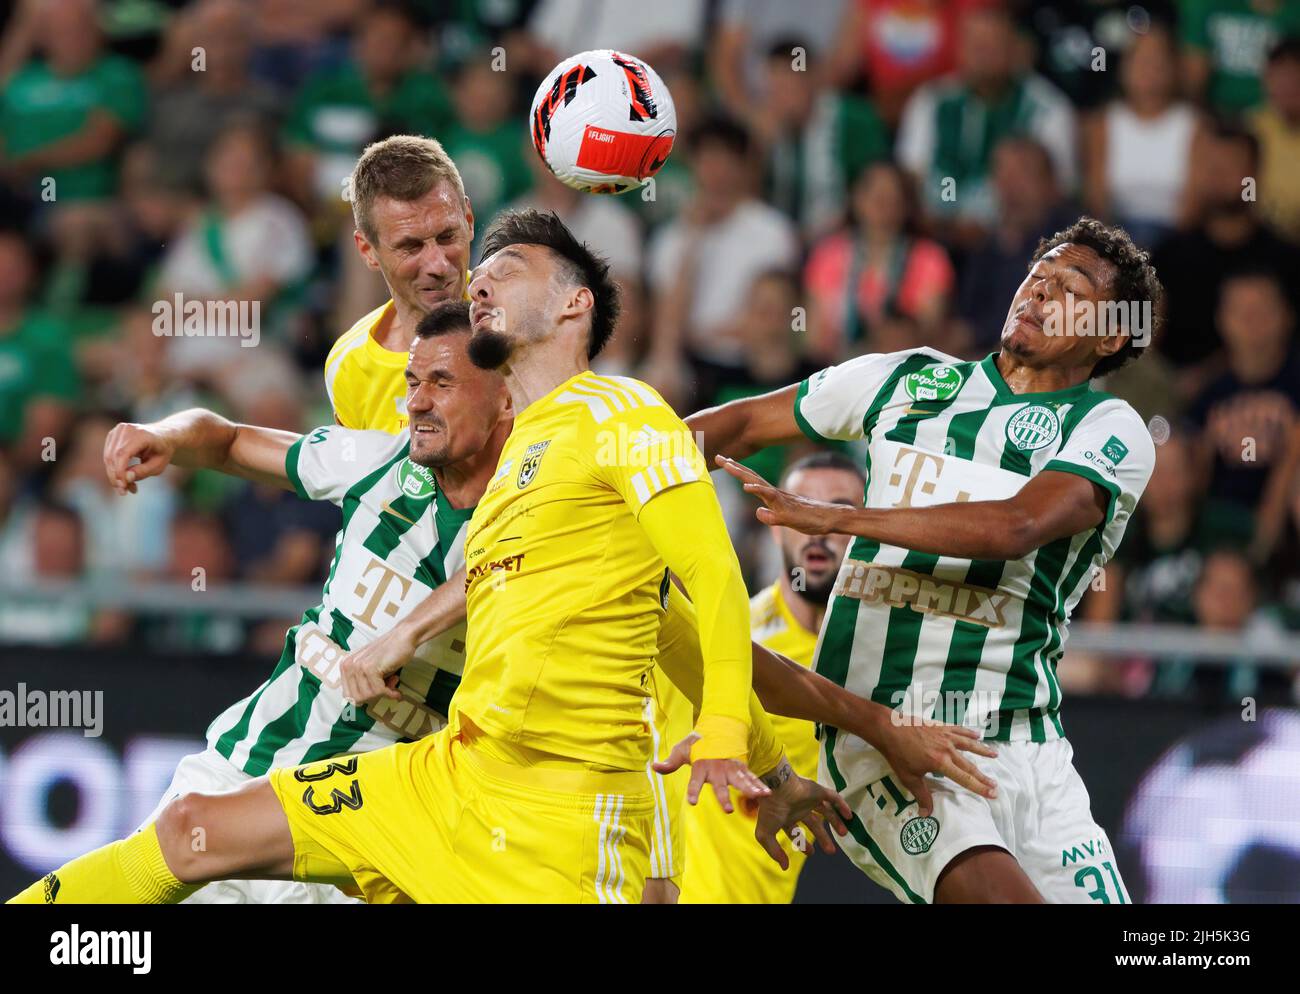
[979,352,1093,404]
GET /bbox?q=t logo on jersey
[517,440,551,488]
[353,558,413,630]
[1006,404,1061,451]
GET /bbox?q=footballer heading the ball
[529,49,677,195]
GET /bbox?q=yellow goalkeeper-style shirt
[455,371,724,772]
[679,581,821,903]
[324,300,410,434]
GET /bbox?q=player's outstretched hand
[654,733,771,813]
[877,716,999,816]
[716,455,839,535]
[751,757,851,870]
[338,623,416,706]
[103,423,176,495]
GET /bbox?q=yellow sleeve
[638,481,753,761]
[656,583,787,775]
[324,344,358,429]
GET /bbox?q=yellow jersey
[454,371,712,772]
[324,301,410,434]
[679,581,821,903]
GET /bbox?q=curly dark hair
[478,209,621,360]
[1031,217,1164,379]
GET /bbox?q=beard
[784,545,839,605]
[468,328,513,370]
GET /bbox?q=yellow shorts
[646,665,693,887]
[678,785,808,904]
[268,726,655,903]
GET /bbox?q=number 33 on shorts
[293,757,365,816]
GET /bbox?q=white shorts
[822,732,1130,904]
[138,747,360,905]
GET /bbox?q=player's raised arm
[637,483,758,792]
[103,408,300,496]
[686,383,803,463]
[749,641,998,813]
[719,393,1155,562]
[687,350,918,462]
[337,566,468,705]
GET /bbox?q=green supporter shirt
[1181,0,1300,114]
[284,66,453,156]
[0,311,80,444]
[1,54,147,201]
[837,95,890,184]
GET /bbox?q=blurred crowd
[1,0,1298,703]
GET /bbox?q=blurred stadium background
[1,0,1298,902]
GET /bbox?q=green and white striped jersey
[206,425,472,776]
[796,349,1154,743]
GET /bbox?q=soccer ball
[529,50,676,195]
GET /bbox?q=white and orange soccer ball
[529,50,676,195]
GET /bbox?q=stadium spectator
[154,120,313,382]
[750,37,889,241]
[1180,0,1300,117]
[805,161,955,363]
[1250,36,1300,243]
[1151,547,1295,706]
[896,4,1076,242]
[1082,23,1201,249]
[1189,267,1300,519]
[0,500,99,646]
[851,0,981,126]
[148,0,283,198]
[709,0,855,124]
[282,1,447,210]
[0,232,80,472]
[1151,121,1300,383]
[956,136,1077,354]
[0,0,148,285]
[645,113,799,406]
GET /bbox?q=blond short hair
[349,135,466,242]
